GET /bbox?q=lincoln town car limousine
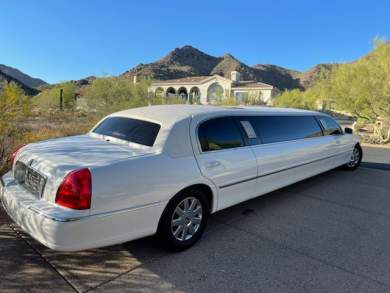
[0,105,362,251]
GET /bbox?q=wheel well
[356,142,363,157]
[157,184,215,232]
[354,142,362,154]
[175,184,214,213]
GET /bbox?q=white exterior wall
[261,89,273,104]
[149,75,232,104]
[149,75,278,105]
[232,88,276,105]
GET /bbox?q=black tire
[157,188,210,251]
[343,144,362,170]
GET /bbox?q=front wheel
[343,144,362,170]
[157,189,209,251]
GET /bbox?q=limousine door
[191,116,258,211]
[240,115,336,196]
[317,116,354,164]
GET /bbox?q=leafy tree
[274,39,390,143]
[330,41,390,121]
[274,89,317,109]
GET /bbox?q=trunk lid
[15,134,152,202]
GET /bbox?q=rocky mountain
[1,45,335,96]
[0,70,39,96]
[122,46,221,81]
[295,64,336,89]
[0,64,47,88]
[122,45,333,90]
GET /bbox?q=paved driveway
[362,145,390,170]
[1,149,390,292]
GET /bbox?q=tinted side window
[318,116,342,135]
[198,117,244,152]
[250,115,323,144]
[93,117,160,146]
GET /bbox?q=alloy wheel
[347,147,360,168]
[171,196,203,241]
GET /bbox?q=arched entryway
[177,87,188,102]
[189,87,201,104]
[154,87,164,97]
[207,82,224,104]
[166,87,176,97]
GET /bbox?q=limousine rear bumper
[0,172,166,251]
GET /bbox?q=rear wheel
[158,188,209,251]
[343,144,362,170]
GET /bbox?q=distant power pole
[59,88,64,111]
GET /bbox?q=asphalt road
[361,146,390,170]
[1,147,390,292]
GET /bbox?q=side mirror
[344,127,353,134]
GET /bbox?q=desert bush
[0,82,100,175]
[34,82,77,111]
[274,89,317,109]
[82,77,151,115]
[213,96,237,106]
[149,94,186,105]
[241,92,268,106]
[0,82,31,174]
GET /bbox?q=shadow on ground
[2,167,390,292]
[361,162,390,171]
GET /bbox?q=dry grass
[0,111,100,176]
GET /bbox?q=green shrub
[0,82,30,174]
[34,82,77,111]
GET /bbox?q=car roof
[112,104,321,125]
[102,105,326,157]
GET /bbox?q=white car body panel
[0,105,359,251]
[16,134,152,204]
[194,146,258,210]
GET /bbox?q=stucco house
[148,71,280,105]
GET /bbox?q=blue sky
[1,0,389,83]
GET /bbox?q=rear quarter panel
[90,153,217,215]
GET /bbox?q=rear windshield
[93,117,160,147]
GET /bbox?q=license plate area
[14,161,47,198]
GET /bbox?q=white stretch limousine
[0,105,362,251]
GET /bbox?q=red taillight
[55,168,92,210]
[7,144,26,170]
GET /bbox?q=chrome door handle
[205,161,221,169]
